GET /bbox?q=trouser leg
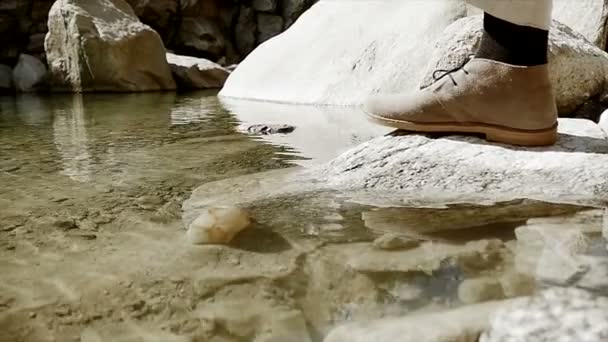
[466,0,553,30]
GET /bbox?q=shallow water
[0,92,606,342]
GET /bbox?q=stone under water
[186,206,252,245]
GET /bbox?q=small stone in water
[458,277,505,304]
[187,206,251,245]
[372,234,420,251]
[246,124,296,135]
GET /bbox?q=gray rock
[45,0,176,92]
[324,299,520,342]
[421,16,608,116]
[166,53,230,89]
[253,0,278,13]
[245,124,296,135]
[177,18,226,60]
[481,288,608,342]
[235,6,257,56]
[0,64,12,91]
[257,13,283,44]
[315,119,608,207]
[12,53,46,92]
[553,0,608,49]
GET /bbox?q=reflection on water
[1,92,607,342]
[52,95,91,182]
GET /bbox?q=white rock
[600,110,608,137]
[576,255,608,292]
[12,54,46,92]
[45,0,176,92]
[186,206,251,245]
[220,0,469,104]
[0,64,13,91]
[166,53,230,89]
[315,119,608,207]
[553,0,608,49]
[420,16,608,115]
[604,208,608,243]
[324,299,519,342]
[481,288,608,342]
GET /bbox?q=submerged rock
[315,119,608,207]
[372,234,420,251]
[421,16,608,116]
[45,0,176,92]
[458,277,505,304]
[12,54,46,92]
[167,53,230,90]
[481,287,608,342]
[186,206,251,245]
[324,299,519,342]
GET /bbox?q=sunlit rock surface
[45,0,176,92]
[315,119,608,207]
[220,0,469,104]
[481,287,608,342]
[553,0,608,49]
[166,53,230,90]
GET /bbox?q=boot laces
[432,55,474,86]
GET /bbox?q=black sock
[475,13,549,66]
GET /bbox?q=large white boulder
[220,0,469,104]
[420,16,608,116]
[315,119,608,207]
[553,0,608,49]
[45,0,176,92]
[12,54,46,92]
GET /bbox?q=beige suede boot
[365,58,558,146]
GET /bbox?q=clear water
[0,92,606,342]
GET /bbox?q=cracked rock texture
[315,119,608,207]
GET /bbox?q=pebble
[372,234,420,251]
[187,206,251,245]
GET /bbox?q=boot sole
[367,113,558,147]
